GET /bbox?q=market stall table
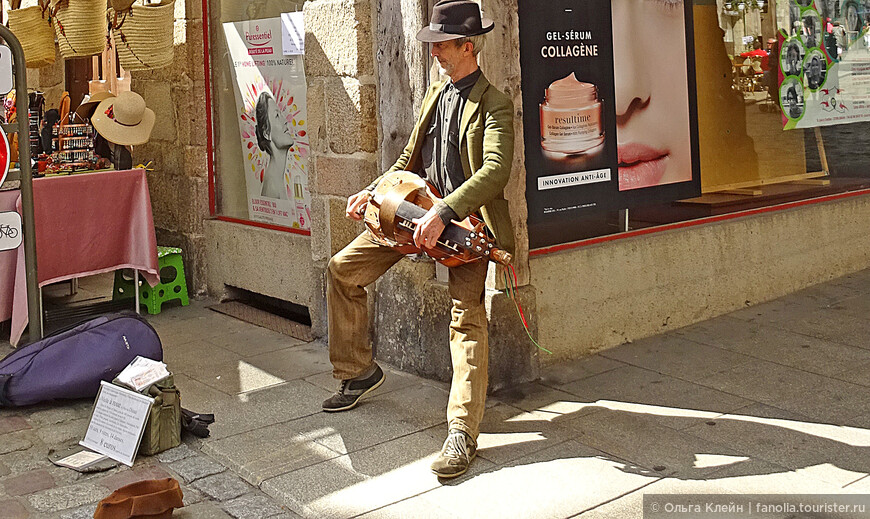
[0,169,159,346]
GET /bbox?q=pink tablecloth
[3,169,159,346]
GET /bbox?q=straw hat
[91,91,155,146]
[75,91,115,121]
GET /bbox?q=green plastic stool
[113,246,190,314]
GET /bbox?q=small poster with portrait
[777,2,870,129]
[223,17,312,231]
[519,0,701,249]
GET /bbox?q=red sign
[0,125,9,186]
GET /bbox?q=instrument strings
[396,218,462,253]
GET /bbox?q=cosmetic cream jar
[540,72,604,154]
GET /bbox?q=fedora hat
[75,91,115,122]
[416,0,494,42]
[92,90,155,146]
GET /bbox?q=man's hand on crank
[412,208,446,250]
[345,190,371,221]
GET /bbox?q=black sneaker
[322,364,385,412]
[430,429,477,478]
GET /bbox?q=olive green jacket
[371,72,516,254]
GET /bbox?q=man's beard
[437,61,453,77]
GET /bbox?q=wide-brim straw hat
[92,91,155,146]
[75,91,115,121]
[416,0,494,42]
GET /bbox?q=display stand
[701,127,830,198]
[89,33,130,95]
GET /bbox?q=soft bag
[0,313,163,407]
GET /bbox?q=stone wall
[304,0,378,267]
[479,0,530,288]
[531,195,870,362]
[134,0,210,296]
[25,48,64,118]
[366,0,540,389]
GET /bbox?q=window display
[223,15,311,230]
[208,0,311,231]
[524,0,870,250]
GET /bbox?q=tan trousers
[327,231,490,439]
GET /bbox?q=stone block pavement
[3,269,870,518]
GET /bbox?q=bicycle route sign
[0,210,21,251]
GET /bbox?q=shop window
[207,0,312,233]
[622,0,870,231]
[519,0,870,251]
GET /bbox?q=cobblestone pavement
[0,402,295,519]
[0,276,297,519]
[4,269,870,518]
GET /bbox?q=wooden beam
[703,171,829,193]
[788,179,831,186]
[722,188,763,196]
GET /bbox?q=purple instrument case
[0,313,163,407]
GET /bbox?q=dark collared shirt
[421,68,481,224]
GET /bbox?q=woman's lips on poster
[618,143,669,190]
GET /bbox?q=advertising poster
[519,0,701,249]
[778,1,870,129]
[223,17,312,230]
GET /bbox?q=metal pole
[0,25,42,340]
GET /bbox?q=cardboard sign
[0,46,12,95]
[0,211,21,251]
[80,381,154,467]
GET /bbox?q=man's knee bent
[326,250,352,283]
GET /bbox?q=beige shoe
[431,429,477,478]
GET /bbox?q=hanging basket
[7,6,56,68]
[52,0,108,58]
[110,0,175,71]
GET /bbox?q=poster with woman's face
[224,17,312,231]
[612,0,694,192]
[803,49,827,90]
[781,38,806,77]
[775,0,870,130]
[780,77,805,120]
[519,0,700,249]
